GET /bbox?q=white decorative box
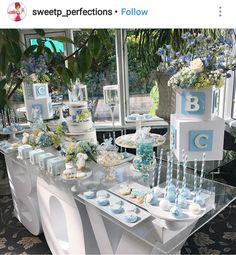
[24,98,53,121]
[23,83,49,100]
[38,153,56,170]
[170,114,225,161]
[175,86,213,121]
[47,157,65,176]
[29,149,45,165]
[17,145,33,160]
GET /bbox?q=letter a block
[170,114,225,161]
[175,87,213,120]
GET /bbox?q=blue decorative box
[23,83,49,100]
[17,145,33,160]
[47,157,65,176]
[170,114,224,161]
[175,87,213,121]
[29,149,45,165]
[38,153,56,170]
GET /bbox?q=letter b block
[176,87,213,120]
[170,114,224,161]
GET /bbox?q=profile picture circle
[8,2,26,22]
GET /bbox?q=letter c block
[189,130,213,152]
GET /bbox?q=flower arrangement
[157,30,236,89]
[21,54,50,84]
[22,123,64,149]
[71,109,91,122]
[64,141,97,164]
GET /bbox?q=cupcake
[110,203,123,214]
[97,197,109,206]
[84,190,95,199]
[124,212,138,223]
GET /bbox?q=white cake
[66,102,97,144]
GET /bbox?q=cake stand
[115,133,165,149]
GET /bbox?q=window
[125,30,159,117]
[72,30,119,126]
[30,38,64,52]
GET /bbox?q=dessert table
[1,145,235,254]
[72,163,236,254]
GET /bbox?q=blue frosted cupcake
[110,203,123,214]
[124,212,138,223]
[97,197,109,206]
[84,190,95,199]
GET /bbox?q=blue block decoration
[189,130,213,152]
[32,104,44,115]
[35,84,47,97]
[175,87,213,121]
[25,84,34,99]
[170,114,224,161]
[181,91,205,115]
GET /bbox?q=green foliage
[149,83,159,116]
[0,29,113,110]
[74,30,116,97]
[133,29,223,74]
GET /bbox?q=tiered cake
[170,86,225,161]
[66,102,97,144]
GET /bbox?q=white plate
[115,133,165,149]
[144,195,207,222]
[125,116,163,123]
[109,181,151,209]
[78,190,151,228]
[61,169,92,181]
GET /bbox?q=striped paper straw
[175,161,180,205]
[152,152,156,188]
[183,154,188,190]
[199,153,206,192]
[165,152,170,197]
[157,148,163,187]
[194,158,198,193]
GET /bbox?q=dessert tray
[115,133,165,149]
[109,181,150,209]
[61,169,92,181]
[78,190,151,228]
[110,181,215,222]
